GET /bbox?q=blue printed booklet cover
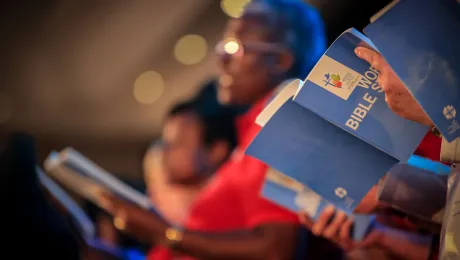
[364,0,460,142]
[44,148,156,212]
[246,28,428,212]
[262,168,374,241]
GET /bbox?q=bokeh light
[220,0,251,18]
[133,71,164,105]
[173,34,208,65]
[224,40,240,54]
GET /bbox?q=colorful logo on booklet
[323,73,342,88]
[308,55,362,100]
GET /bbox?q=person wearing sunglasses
[98,0,338,260]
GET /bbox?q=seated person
[96,1,345,259]
[144,99,238,225]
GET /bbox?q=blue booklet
[262,168,374,241]
[407,155,451,175]
[246,28,429,212]
[44,148,156,212]
[364,0,460,142]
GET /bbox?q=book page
[256,79,301,127]
[292,28,428,161]
[370,0,400,23]
[364,0,460,143]
[247,100,398,212]
[265,167,305,192]
[59,148,153,210]
[44,155,108,207]
[263,168,323,218]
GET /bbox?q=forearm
[110,196,297,260]
[134,221,298,260]
[174,228,293,260]
[380,228,431,260]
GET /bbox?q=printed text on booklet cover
[345,66,383,131]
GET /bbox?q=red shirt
[414,132,442,162]
[148,95,298,260]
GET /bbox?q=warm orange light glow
[224,40,240,55]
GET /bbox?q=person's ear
[208,141,230,166]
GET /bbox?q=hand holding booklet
[246,28,428,214]
[44,148,156,213]
[262,168,374,241]
[364,0,460,142]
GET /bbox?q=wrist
[153,222,169,244]
[160,225,184,251]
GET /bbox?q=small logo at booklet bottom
[443,105,457,120]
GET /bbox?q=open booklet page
[247,92,399,211]
[292,28,428,161]
[245,27,435,212]
[45,152,109,208]
[45,149,153,211]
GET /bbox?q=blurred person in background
[143,97,238,225]
[99,0,344,259]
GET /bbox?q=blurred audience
[99,1,344,260]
